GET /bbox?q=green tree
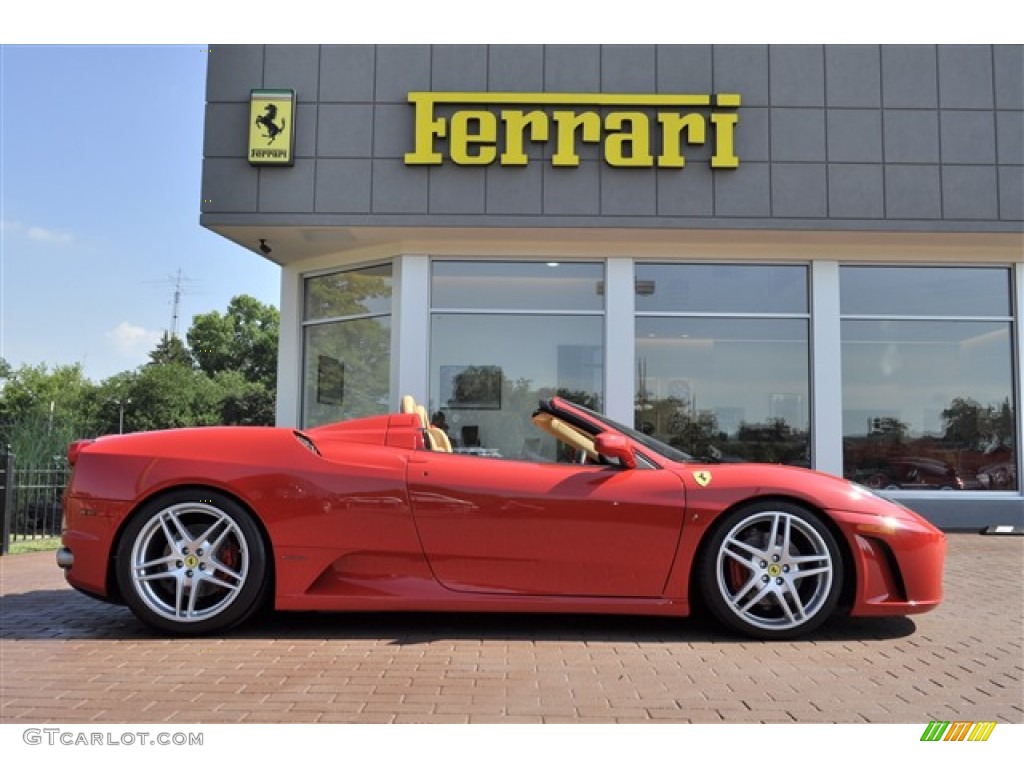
[213,370,276,426]
[89,371,139,435]
[188,295,279,387]
[124,363,222,432]
[0,294,283,454]
[0,361,100,464]
[148,332,194,368]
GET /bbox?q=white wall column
[392,254,431,409]
[604,257,636,424]
[810,260,844,477]
[275,264,303,427]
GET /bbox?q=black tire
[698,500,843,640]
[115,489,268,636]
[865,473,890,490]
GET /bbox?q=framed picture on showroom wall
[317,355,344,405]
[441,365,502,410]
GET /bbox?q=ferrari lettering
[249,148,288,160]
[404,91,741,169]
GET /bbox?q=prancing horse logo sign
[255,103,286,143]
[693,470,713,487]
[248,89,295,166]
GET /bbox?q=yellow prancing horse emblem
[248,89,295,166]
[693,470,712,487]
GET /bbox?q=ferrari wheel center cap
[184,554,199,569]
[767,563,782,577]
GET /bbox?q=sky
[1,44,281,382]
[0,4,1012,385]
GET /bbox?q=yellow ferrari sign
[248,89,295,166]
[404,91,741,169]
[693,470,713,487]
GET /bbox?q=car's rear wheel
[115,490,268,635]
[699,501,842,640]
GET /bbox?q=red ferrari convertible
[58,396,945,639]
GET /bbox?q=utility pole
[170,268,184,339]
[146,269,198,339]
[114,398,131,434]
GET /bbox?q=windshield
[551,400,694,464]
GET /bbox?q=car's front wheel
[115,490,268,635]
[699,501,842,640]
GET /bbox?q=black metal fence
[0,451,70,555]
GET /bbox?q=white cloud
[1,219,74,244]
[106,321,162,358]
[26,226,74,244]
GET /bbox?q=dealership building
[200,44,1023,528]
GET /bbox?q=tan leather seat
[532,412,599,462]
[427,427,453,453]
[400,395,452,453]
[400,394,418,417]
[415,404,430,430]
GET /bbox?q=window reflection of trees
[303,267,393,427]
[633,265,811,468]
[635,393,810,467]
[304,268,392,321]
[843,397,1017,491]
[838,265,1016,494]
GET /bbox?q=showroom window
[301,263,393,427]
[634,264,811,465]
[840,266,1016,492]
[429,261,604,460]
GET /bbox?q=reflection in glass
[303,317,392,427]
[635,264,808,314]
[302,264,394,428]
[840,266,1011,317]
[431,261,604,311]
[304,264,393,321]
[841,320,1016,491]
[635,318,810,465]
[429,314,604,461]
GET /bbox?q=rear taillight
[67,439,94,466]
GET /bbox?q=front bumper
[829,508,947,616]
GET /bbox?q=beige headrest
[427,427,453,453]
[415,405,429,429]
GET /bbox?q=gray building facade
[201,45,1024,528]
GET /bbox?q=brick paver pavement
[1,533,1021,724]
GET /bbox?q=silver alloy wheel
[714,509,834,633]
[128,502,250,623]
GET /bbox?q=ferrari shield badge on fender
[693,470,712,487]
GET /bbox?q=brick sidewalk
[1,534,1021,724]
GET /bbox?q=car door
[406,452,686,597]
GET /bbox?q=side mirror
[594,432,637,469]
